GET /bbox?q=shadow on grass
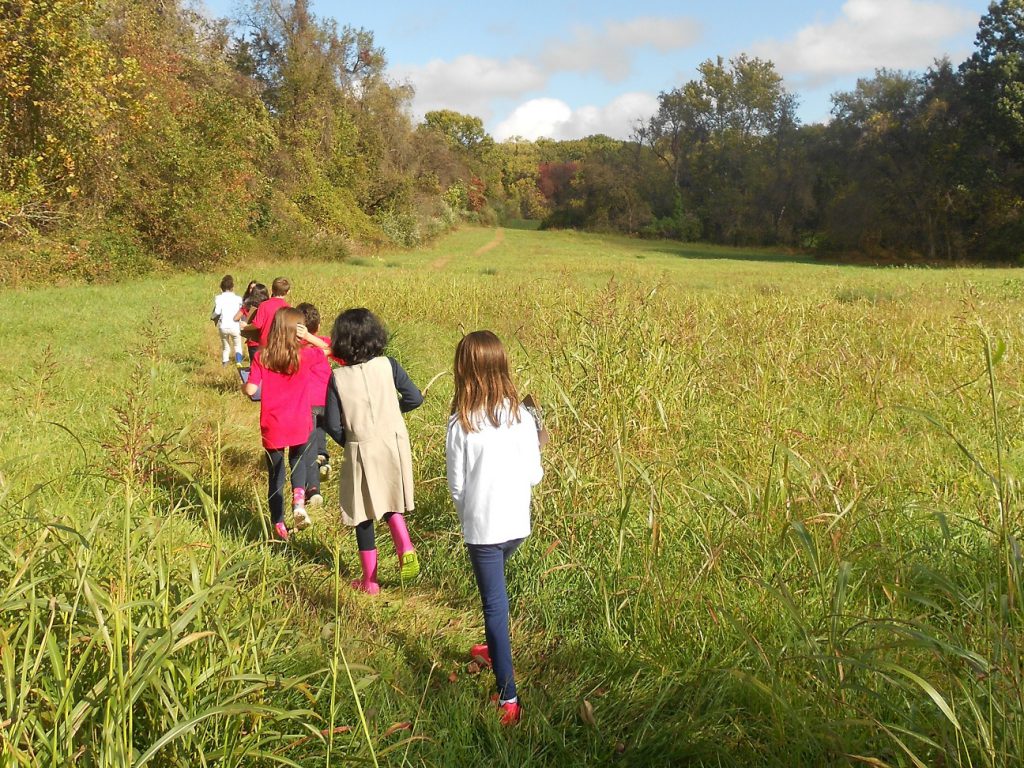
[155,435,344,573]
[194,366,247,395]
[503,219,543,231]
[643,241,824,267]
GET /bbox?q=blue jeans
[466,538,524,701]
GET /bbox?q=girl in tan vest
[323,308,423,593]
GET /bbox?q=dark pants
[301,411,325,495]
[467,538,524,702]
[264,442,310,524]
[313,410,329,462]
[304,409,328,495]
[355,512,397,551]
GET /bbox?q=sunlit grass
[2,226,1023,764]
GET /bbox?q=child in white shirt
[211,274,244,366]
[445,330,543,726]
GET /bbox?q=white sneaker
[319,462,331,480]
[293,506,312,531]
[307,493,323,508]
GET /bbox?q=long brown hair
[261,307,303,374]
[451,330,520,432]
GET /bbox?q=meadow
[2,226,1023,766]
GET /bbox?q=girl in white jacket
[446,331,543,726]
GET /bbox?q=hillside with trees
[2,0,1024,280]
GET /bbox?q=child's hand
[296,323,308,340]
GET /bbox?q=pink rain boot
[386,513,420,583]
[351,549,380,595]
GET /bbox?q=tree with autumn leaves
[4,0,1024,270]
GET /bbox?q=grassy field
[2,226,1024,766]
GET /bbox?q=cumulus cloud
[395,14,697,138]
[396,14,701,123]
[493,93,659,142]
[392,55,546,120]
[541,17,702,82]
[753,0,978,87]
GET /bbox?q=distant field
[2,226,1023,766]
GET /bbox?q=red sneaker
[498,700,522,726]
[470,643,492,667]
[273,521,289,541]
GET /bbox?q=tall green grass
[2,227,1023,765]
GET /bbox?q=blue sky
[201,0,991,141]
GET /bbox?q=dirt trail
[472,227,504,256]
[429,227,504,269]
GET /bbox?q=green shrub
[373,208,421,247]
[291,179,382,244]
[443,180,468,212]
[0,223,156,287]
[468,205,499,226]
[258,191,351,261]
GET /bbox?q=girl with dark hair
[243,307,330,540]
[235,282,269,364]
[446,330,543,727]
[324,308,424,594]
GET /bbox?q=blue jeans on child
[466,538,524,702]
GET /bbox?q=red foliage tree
[537,161,578,205]
[467,176,487,212]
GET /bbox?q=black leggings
[303,410,328,495]
[355,512,397,551]
[265,442,310,524]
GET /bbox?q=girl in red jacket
[244,307,331,540]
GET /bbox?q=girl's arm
[445,418,465,510]
[244,357,262,397]
[297,324,330,352]
[324,378,346,446]
[388,358,424,412]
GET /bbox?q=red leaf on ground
[383,721,412,738]
[322,725,351,736]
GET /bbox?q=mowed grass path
[3,227,1024,766]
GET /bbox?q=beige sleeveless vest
[331,356,415,525]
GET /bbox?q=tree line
[528,0,1024,263]
[2,0,1022,277]
[0,0,494,278]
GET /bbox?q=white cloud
[494,93,659,142]
[395,14,696,137]
[393,55,546,120]
[493,99,572,141]
[752,0,977,87]
[541,17,702,82]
